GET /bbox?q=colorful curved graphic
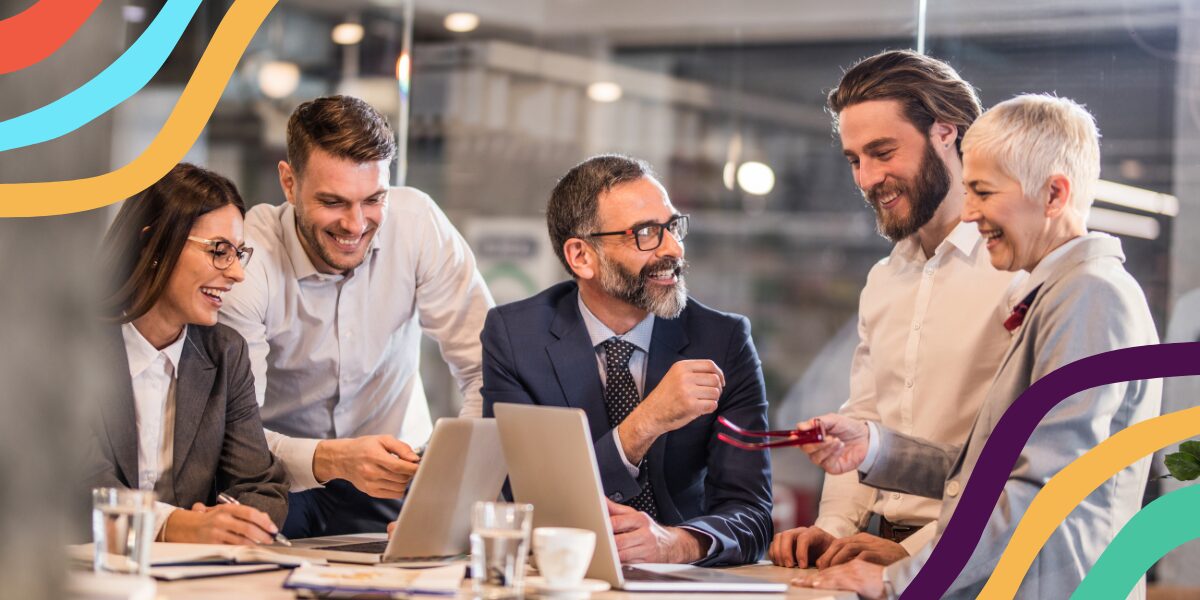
[0,0,204,153]
[0,0,277,218]
[901,342,1200,599]
[0,0,102,74]
[1070,484,1200,599]
[975,405,1200,598]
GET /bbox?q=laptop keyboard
[316,541,389,554]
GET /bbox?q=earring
[151,260,159,268]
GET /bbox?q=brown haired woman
[86,163,287,544]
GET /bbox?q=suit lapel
[547,287,609,438]
[102,327,140,487]
[171,327,215,486]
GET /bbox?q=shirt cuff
[812,516,860,540]
[677,526,717,562]
[610,426,641,479]
[881,564,899,600]
[860,421,882,473]
[898,521,937,556]
[267,431,324,492]
[153,501,178,540]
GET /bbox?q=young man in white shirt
[219,95,494,537]
[768,50,1018,569]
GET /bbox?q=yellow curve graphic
[977,404,1200,599]
[0,0,278,218]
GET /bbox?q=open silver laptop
[281,417,507,564]
[493,403,786,593]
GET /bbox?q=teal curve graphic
[1070,484,1200,599]
[0,0,203,153]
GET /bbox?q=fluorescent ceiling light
[737,161,775,196]
[587,81,622,103]
[332,23,365,45]
[1087,207,1160,240]
[1094,179,1178,217]
[444,12,480,33]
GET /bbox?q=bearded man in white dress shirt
[769,50,1019,569]
[219,95,494,537]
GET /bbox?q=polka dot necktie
[602,337,659,518]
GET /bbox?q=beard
[294,207,374,273]
[863,137,951,242]
[595,251,689,319]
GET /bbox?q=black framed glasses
[187,236,253,270]
[587,214,689,251]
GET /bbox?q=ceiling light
[444,12,480,33]
[722,161,736,191]
[587,81,622,103]
[1094,179,1178,216]
[258,61,300,99]
[122,6,146,23]
[736,161,775,196]
[332,23,364,45]
[1087,207,1160,240]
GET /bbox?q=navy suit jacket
[481,281,773,566]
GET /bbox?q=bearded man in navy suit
[481,154,773,567]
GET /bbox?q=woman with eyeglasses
[86,163,288,544]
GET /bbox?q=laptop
[493,403,787,593]
[280,417,508,564]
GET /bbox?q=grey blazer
[85,323,288,527]
[861,234,1161,599]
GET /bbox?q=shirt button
[912,322,921,331]
[891,493,901,500]
[924,267,935,276]
[611,492,624,502]
[946,481,961,497]
[905,379,914,388]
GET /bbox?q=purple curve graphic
[900,342,1200,599]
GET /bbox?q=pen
[216,492,292,547]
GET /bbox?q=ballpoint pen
[216,492,292,546]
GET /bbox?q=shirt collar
[577,294,655,354]
[121,321,187,379]
[1017,232,1095,301]
[891,220,980,265]
[280,200,386,282]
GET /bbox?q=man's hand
[768,526,835,568]
[606,499,704,564]
[619,360,725,463]
[816,532,909,568]
[164,503,279,545]
[312,435,421,499]
[791,558,888,600]
[797,413,870,475]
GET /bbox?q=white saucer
[525,576,611,596]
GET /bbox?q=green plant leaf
[1181,441,1200,461]
[1165,452,1200,481]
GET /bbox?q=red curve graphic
[0,0,103,75]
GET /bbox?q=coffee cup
[532,527,596,587]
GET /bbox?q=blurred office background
[2,0,1199,596]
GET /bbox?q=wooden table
[156,562,857,599]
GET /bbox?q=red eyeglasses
[716,415,825,450]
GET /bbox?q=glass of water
[92,487,156,576]
[470,501,534,598]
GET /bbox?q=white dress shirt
[121,321,187,537]
[218,187,494,490]
[815,221,1021,554]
